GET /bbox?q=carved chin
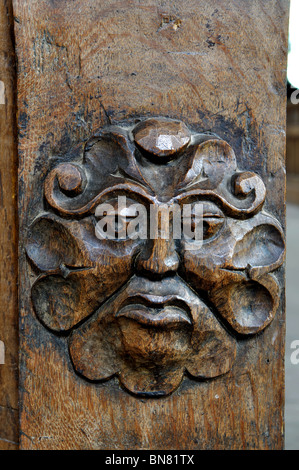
[69,277,237,396]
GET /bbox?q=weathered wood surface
[15,0,289,450]
[0,0,18,450]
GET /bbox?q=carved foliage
[26,117,285,396]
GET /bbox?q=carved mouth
[116,304,191,327]
[116,294,192,328]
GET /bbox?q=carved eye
[114,216,126,236]
[202,214,224,240]
[182,201,225,242]
[114,210,137,238]
[95,198,144,241]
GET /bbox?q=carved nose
[135,238,180,278]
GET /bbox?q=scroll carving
[26,117,285,397]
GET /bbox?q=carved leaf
[232,224,285,271]
[31,271,104,331]
[210,276,279,335]
[26,217,85,271]
[183,139,237,189]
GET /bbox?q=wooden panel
[14,0,288,449]
[0,0,18,450]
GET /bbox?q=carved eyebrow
[176,192,225,209]
[200,211,224,218]
[92,185,155,210]
[46,181,155,217]
[174,189,260,219]
[189,202,224,217]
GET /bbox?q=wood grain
[0,0,18,450]
[14,0,289,449]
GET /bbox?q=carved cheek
[180,227,236,291]
[27,216,140,332]
[93,242,139,294]
[230,223,285,277]
[31,271,102,332]
[209,221,285,335]
[26,216,86,272]
[209,276,280,335]
[31,249,137,333]
[26,216,101,331]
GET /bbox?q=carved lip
[116,295,192,327]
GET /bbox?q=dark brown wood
[0,0,18,450]
[15,0,289,449]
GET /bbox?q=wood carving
[26,117,285,397]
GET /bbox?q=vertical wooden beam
[0,0,18,451]
[14,0,289,450]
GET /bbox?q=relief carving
[26,117,285,397]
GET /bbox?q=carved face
[26,118,285,396]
